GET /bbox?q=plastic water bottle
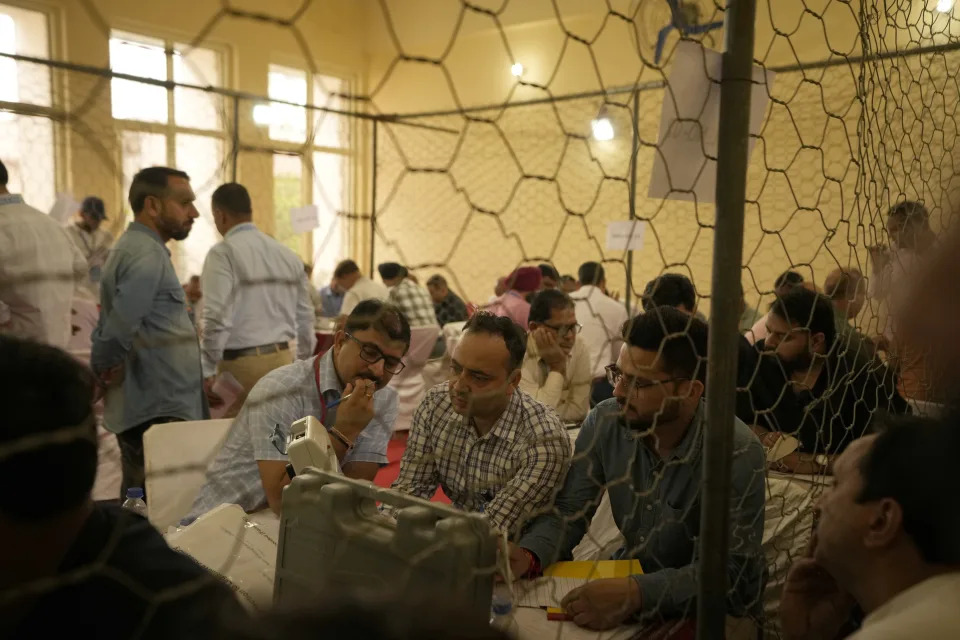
[122,487,147,517]
[490,582,516,632]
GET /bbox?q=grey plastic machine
[274,467,498,623]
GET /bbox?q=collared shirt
[518,400,766,620]
[341,276,390,316]
[570,285,629,379]
[64,222,114,297]
[518,335,592,422]
[318,285,343,317]
[434,291,468,326]
[91,222,207,433]
[388,278,439,327]
[186,350,397,521]
[0,194,87,348]
[851,572,960,639]
[389,383,571,536]
[199,222,316,377]
[484,291,531,327]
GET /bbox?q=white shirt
[64,222,113,297]
[851,572,960,639]
[200,222,317,377]
[570,285,629,378]
[0,194,87,348]
[518,335,593,422]
[340,276,389,316]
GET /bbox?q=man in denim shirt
[509,307,766,630]
[91,167,207,500]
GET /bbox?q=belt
[223,342,290,361]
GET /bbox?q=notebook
[514,559,644,610]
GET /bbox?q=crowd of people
[1,156,958,639]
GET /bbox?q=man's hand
[780,537,855,640]
[336,379,376,439]
[560,577,642,630]
[98,364,125,389]
[867,245,890,271]
[506,543,533,580]
[532,328,567,374]
[203,376,224,408]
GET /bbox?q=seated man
[780,413,960,639]
[508,307,766,630]
[426,274,468,326]
[0,336,243,637]
[187,300,408,520]
[755,287,906,473]
[520,289,592,422]
[484,266,542,326]
[824,267,876,367]
[389,312,571,536]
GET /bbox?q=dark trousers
[116,416,183,501]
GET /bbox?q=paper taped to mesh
[166,503,277,611]
[648,40,775,202]
[606,220,646,250]
[289,204,319,233]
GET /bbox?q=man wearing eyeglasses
[185,300,409,522]
[519,289,592,423]
[507,307,766,632]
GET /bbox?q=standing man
[0,158,87,348]
[426,274,468,326]
[334,259,389,318]
[520,289,592,422]
[378,262,438,328]
[538,263,561,290]
[389,312,570,536]
[569,262,628,406]
[318,279,344,318]
[779,414,960,639]
[200,182,316,417]
[64,196,114,299]
[91,166,207,499]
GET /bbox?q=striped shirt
[389,383,571,536]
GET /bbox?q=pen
[326,392,352,410]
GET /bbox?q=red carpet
[375,431,450,504]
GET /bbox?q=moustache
[357,372,383,388]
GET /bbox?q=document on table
[514,559,643,609]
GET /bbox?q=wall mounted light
[937,0,954,12]
[591,107,614,141]
[510,62,524,77]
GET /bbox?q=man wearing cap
[65,196,114,299]
[485,266,542,327]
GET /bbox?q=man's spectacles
[605,364,685,392]
[346,333,406,374]
[542,322,582,338]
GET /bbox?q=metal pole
[369,120,378,276]
[697,0,757,637]
[231,95,240,182]
[625,89,640,314]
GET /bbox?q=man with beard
[388,312,570,536]
[91,167,207,499]
[755,287,906,474]
[508,307,766,631]
[186,300,408,521]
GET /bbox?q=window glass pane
[110,31,167,123]
[173,43,222,131]
[0,114,55,211]
[313,74,347,149]
[176,134,224,279]
[120,130,167,221]
[273,153,306,259]
[268,65,307,143]
[0,7,51,108]
[311,151,344,284]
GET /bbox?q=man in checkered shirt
[378,262,438,328]
[388,312,572,537]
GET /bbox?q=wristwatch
[814,454,829,470]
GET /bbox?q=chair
[143,419,233,531]
[388,325,441,431]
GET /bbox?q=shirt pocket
[153,285,190,332]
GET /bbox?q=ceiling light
[252,103,273,127]
[937,0,954,12]
[591,107,614,141]
[510,62,524,77]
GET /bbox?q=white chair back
[389,325,441,431]
[144,419,233,531]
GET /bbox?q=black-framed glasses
[542,322,582,338]
[605,364,685,392]
[346,333,406,374]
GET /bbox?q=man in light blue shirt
[186,299,410,521]
[201,182,316,417]
[91,166,207,500]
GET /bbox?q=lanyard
[313,356,330,424]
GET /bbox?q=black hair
[211,182,253,216]
[538,263,560,282]
[622,306,707,382]
[377,262,406,281]
[888,200,929,223]
[0,337,97,520]
[578,262,605,287]
[642,273,697,312]
[529,289,574,324]
[426,274,447,288]
[463,311,527,372]
[774,270,804,291]
[129,166,190,213]
[344,299,412,350]
[857,413,960,564]
[768,286,836,350]
[334,259,360,279]
[0,158,7,185]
